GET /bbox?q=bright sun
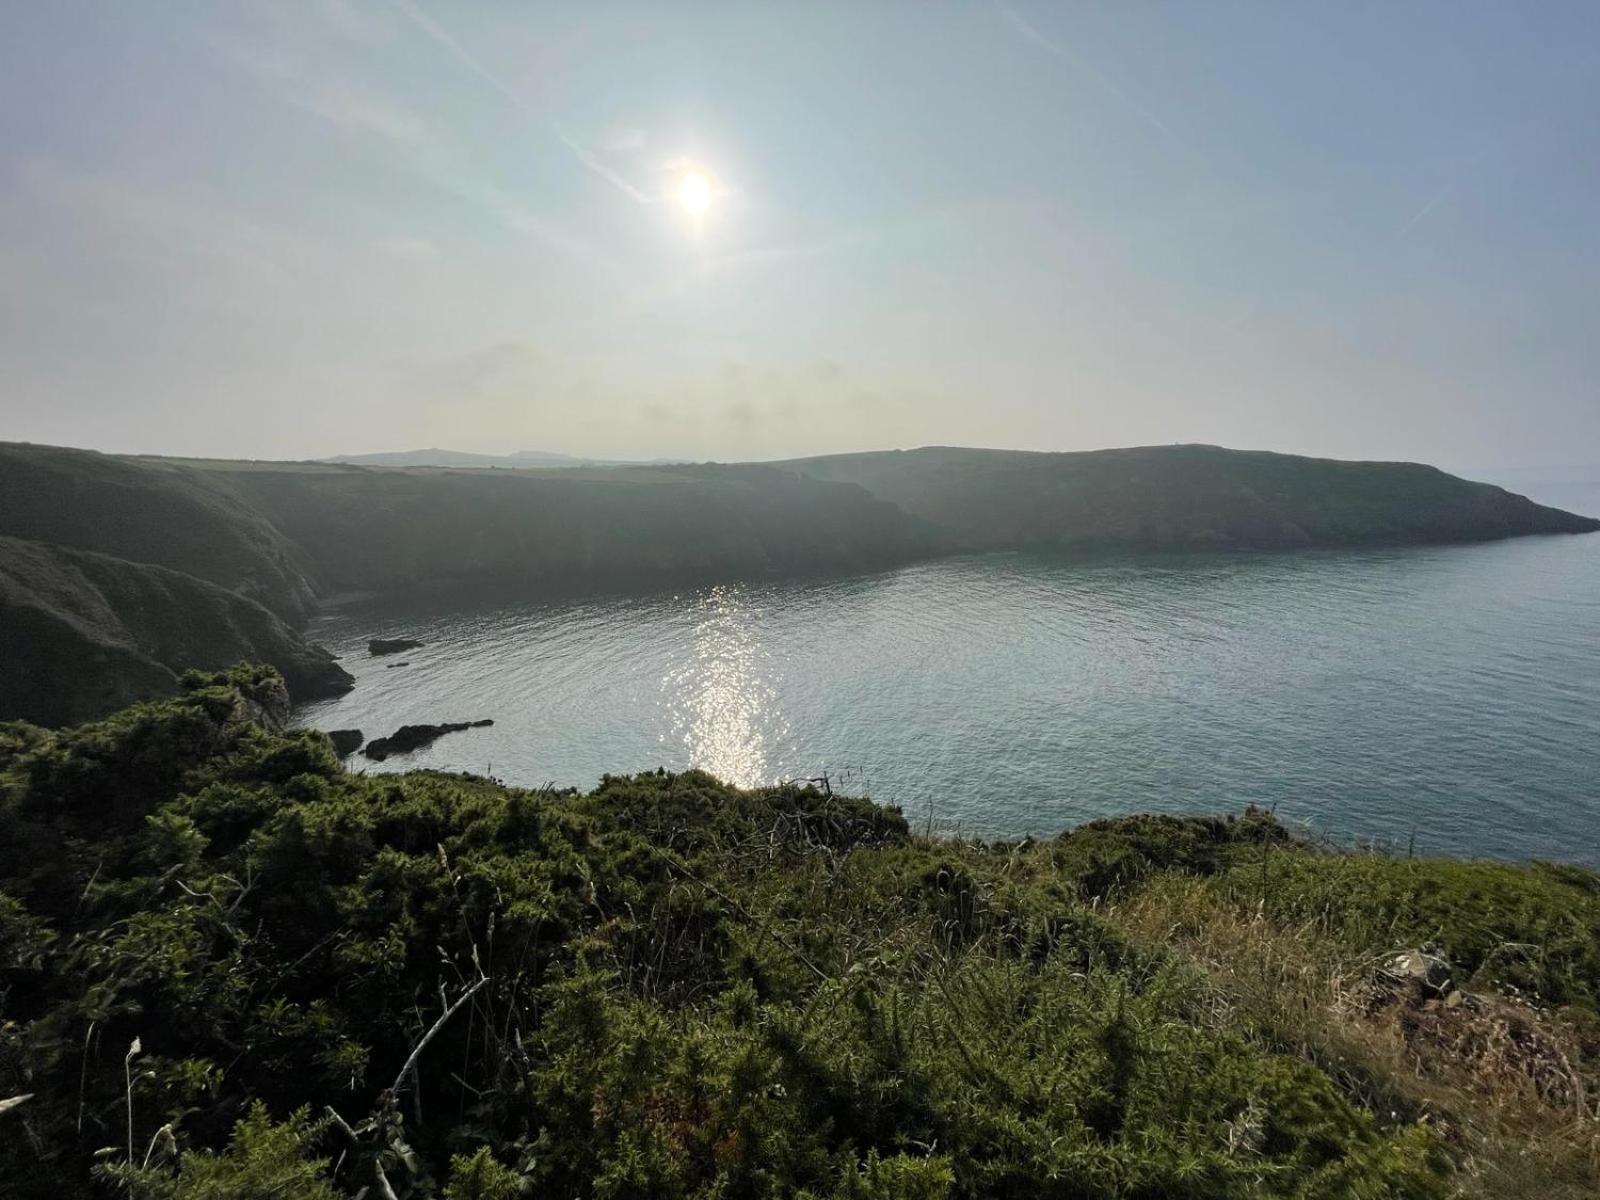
[677,170,713,217]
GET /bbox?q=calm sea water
[298,481,1600,867]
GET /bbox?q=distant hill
[322,447,674,469]
[217,458,938,596]
[1,439,1595,724]
[782,444,1600,549]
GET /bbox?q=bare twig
[124,1037,141,1164]
[391,977,488,1097]
[0,1094,32,1117]
[76,1020,96,1134]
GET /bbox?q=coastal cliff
[1,440,1595,725]
[216,459,938,596]
[784,444,1600,549]
[0,535,351,725]
[0,443,318,624]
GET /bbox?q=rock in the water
[363,719,493,761]
[369,638,423,656]
[326,729,364,757]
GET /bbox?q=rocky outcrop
[363,720,494,761]
[326,729,365,757]
[0,536,352,726]
[227,670,293,733]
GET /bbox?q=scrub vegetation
[2,667,1596,1197]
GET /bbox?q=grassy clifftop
[2,669,1595,1198]
[785,445,1600,549]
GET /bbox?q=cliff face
[211,460,941,594]
[0,443,318,623]
[5,443,1592,618]
[784,445,1600,550]
[0,446,939,724]
[0,535,351,726]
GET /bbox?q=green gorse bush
[4,667,1593,1197]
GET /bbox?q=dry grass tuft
[1105,877,1600,1198]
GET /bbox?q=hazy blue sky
[2,1,1597,467]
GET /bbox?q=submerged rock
[369,638,423,656]
[363,719,493,761]
[326,729,364,757]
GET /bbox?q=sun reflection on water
[664,586,780,787]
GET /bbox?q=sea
[297,471,1600,867]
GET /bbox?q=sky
[1,1,1597,469]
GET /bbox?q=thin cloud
[297,81,430,144]
[376,233,441,261]
[621,227,886,318]
[553,125,656,205]
[992,0,1173,139]
[14,160,299,301]
[316,0,389,45]
[394,340,958,460]
[1399,181,1452,238]
[621,204,1005,319]
[601,126,648,154]
[389,0,523,107]
[214,28,605,269]
[390,0,654,205]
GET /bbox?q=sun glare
[677,169,713,217]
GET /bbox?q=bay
[299,511,1600,866]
